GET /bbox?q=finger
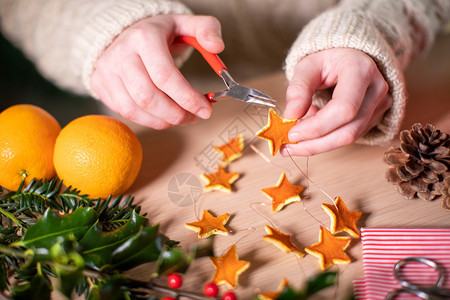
[284,56,324,120]
[173,15,224,53]
[281,113,367,157]
[100,75,173,129]
[139,35,212,119]
[288,65,369,142]
[304,104,319,118]
[361,94,392,135]
[119,54,196,126]
[281,89,392,156]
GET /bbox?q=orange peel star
[185,210,230,238]
[263,225,305,258]
[256,108,297,156]
[201,164,239,193]
[305,226,351,270]
[214,134,244,164]
[261,172,304,212]
[258,278,289,300]
[210,244,250,289]
[322,196,363,238]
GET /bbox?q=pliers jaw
[176,36,277,108]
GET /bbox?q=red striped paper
[353,227,450,300]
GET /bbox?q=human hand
[90,14,224,129]
[282,48,392,156]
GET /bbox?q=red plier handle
[175,36,227,102]
[175,36,276,107]
[175,36,227,76]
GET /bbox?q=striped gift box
[353,227,450,300]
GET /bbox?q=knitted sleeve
[0,0,192,96]
[284,0,450,146]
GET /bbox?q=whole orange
[0,104,61,191]
[53,115,142,199]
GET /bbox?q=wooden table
[125,36,450,299]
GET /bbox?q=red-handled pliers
[176,36,276,107]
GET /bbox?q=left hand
[281,48,392,156]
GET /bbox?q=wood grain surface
[124,35,450,299]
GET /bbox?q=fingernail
[197,108,211,119]
[205,32,223,46]
[280,147,288,157]
[205,32,219,41]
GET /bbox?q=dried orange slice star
[214,134,244,164]
[258,278,289,300]
[210,244,250,289]
[261,172,304,212]
[322,196,362,238]
[185,210,230,238]
[305,226,351,270]
[201,164,239,193]
[263,225,305,258]
[256,108,297,156]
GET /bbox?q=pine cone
[384,123,450,202]
[442,177,450,211]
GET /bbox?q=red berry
[222,291,237,300]
[167,273,183,289]
[203,282,219,297]
[161,298,176,300]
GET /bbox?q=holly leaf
[277,272,337,300]
[277,286,304,300]
[111,225,161,270]
[79,210,148,269]
[56,268,84,298]
[12,270,51,300]
[154,248,192,276]
[153,237,215,276]
[190,236,215,259]
[18,207,98,249]
[49,236,85,298]
[87,274,130,300]
[304,271,337,297]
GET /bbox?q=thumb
[284,56,323,120]
[174,15,224,53]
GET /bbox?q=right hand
[282,48,391,156]
[90,14,224,129]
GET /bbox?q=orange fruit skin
[0,104,61,191]
[54,115,142,199]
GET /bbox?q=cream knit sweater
[0,0,448,145]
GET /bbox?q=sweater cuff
[285,9,407,146]
[72,0,192,97]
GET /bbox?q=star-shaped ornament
[321,196,362,238]
[210,244,250,289]
[304,226,351,270]
[185,210,230,238]
[263,225,305,258]
[258,278,289,300]
[214,134,244,164]
[261,172,304,212]
[201,164,239,193]
[256,108,297,156]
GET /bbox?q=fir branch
[0,178,144,231]
[0,207,24,228]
